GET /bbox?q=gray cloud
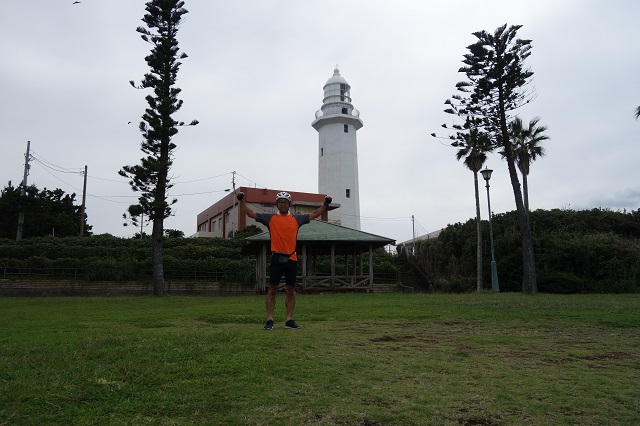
[2,0,639,243]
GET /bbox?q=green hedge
[409,208,640,293]
[0,227,398,288]
[0,233,253,283]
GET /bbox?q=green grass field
[0,293,638,425]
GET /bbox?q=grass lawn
[0,293,638,425]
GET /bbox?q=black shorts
[270,257,297,286]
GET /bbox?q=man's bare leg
[285,285,296,321]
[265,284,278,321]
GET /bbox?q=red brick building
[194,186,337,239]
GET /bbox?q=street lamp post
[480,167,500,293]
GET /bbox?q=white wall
[318,121,361,230]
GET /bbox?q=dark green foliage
[537,272,584,294]
[432,275,475,293]
[164,228,184,238]
[0,182,91,238]
[0,235,254,286]
[0,226,397,289]
[411,208,640,293]
[309,247,398,276]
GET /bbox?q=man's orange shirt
[255,213,310,261]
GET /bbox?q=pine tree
[119,0,197,295]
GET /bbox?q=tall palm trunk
[505,153,537,292]
[522,172,530,214]
[455,131,489,293]
[499,92,537,293]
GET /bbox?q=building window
[321,148,324,157]
[342,107,347,114]
[344,124,348,133]
[346,189,351,198]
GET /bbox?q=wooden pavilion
[241,220,395,293]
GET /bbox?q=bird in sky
[73,1,81,4]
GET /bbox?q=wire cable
[27,160,422,225]
[172,172,232,185]
[30,155,83,175]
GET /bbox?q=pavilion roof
[241,219,395,255]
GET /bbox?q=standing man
[237,191,332,330]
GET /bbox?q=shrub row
[0,225,398,288]
[408,208,640,293]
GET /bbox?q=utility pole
[231,171,237,237]
[79,165,88,235]
[16,141,31,241]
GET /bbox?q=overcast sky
[2,0,639,244]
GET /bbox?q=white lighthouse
[312,67,363,230]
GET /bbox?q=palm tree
[508,117,549,213]
[455,128,491,292]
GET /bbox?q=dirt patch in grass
[369,334,417,342]
[457,416,498,426]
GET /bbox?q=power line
[361,215,412,222]
[234,172,267,189]
[414,218,430,235]
[29,155,233,197]
[335,210,412,222]
[87,175,129,183]
[32,159,83,193]
[26,157,420,224]
[30,156,83,176]
[31,150,236,186]
[85,193,131,204]
[30,151,84,174]
[172,172,232,184]
[171,189,233,196]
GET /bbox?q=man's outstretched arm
[309,196,333,220]
[236,192,257,219]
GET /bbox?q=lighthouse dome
[324,67,349,86]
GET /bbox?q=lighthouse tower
[312,67,363,230]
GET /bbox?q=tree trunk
[504,151,537,292]
[474,171,483,292]
[499,90,537,293]
[152,138,169,295]
[151,217,165,295]
[522,172,531,214]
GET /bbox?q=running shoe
[285,319,300,329]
